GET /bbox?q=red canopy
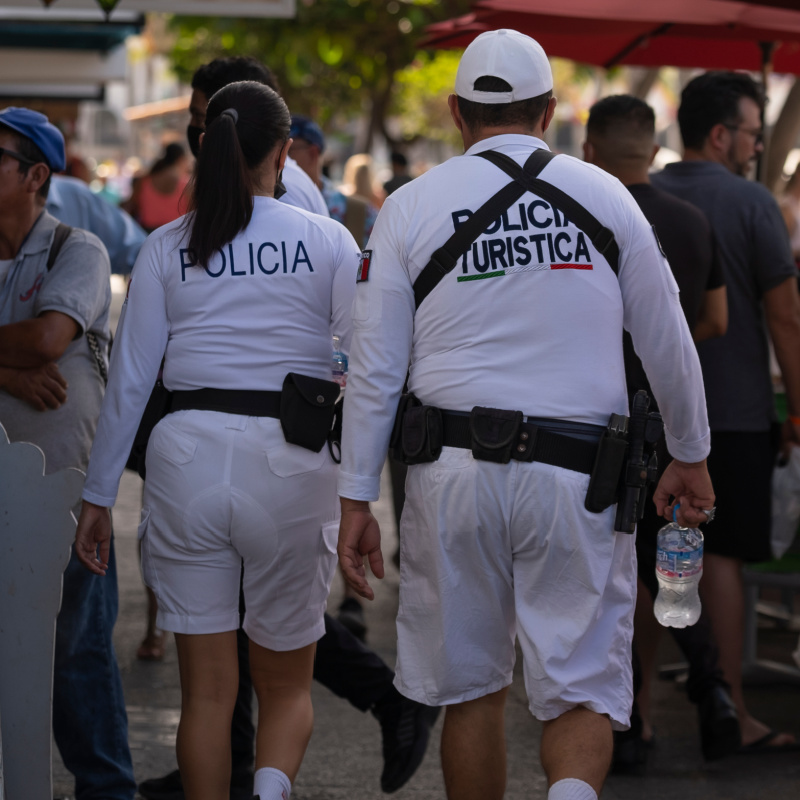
[421,0,800,73]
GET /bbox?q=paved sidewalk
[53,460,800,800]
[52,281,800,799]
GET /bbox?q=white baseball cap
[455,29,553,104]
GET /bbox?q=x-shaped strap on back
[412,148,620,310]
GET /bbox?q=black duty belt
[441,410,601,474]
[171,388,282,417]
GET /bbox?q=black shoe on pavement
[698,684,741,761]
[337,596,367,641]
[138,770,183,800]
[138,769,253,800]
[374,695,441,793]
[610,729,651,776]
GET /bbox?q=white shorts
[138,410,340,651]
[394,447,635,730]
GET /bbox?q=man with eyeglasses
[0,107,136,799]
[653,72,800,754]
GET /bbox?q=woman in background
[123,142,190,233]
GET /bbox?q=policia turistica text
[75,82,360,800]
[337,29,716,800]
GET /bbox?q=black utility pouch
[469,406,523,464]
[584,413,629,513]
[390,393,420,462]
[126,378,173,480]
[280,372,340,453]
[401,404,443,465]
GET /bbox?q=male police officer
[338,30,715,800]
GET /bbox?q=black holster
[280,372,341,453]
[390,393,443,465]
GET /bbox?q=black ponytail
[185,80,291,268]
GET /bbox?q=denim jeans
[53,536,136,800]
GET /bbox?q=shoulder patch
[651,224,667,259]
[357,249,372,282]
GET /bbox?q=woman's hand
[74,500,113,575]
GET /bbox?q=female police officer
[74,81,359,800]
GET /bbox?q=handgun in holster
[614,390,663,533]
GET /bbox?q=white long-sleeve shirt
[339,134,710,501]
[83,197,359,506]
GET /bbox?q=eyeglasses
[723,124,764,145]
[0,146,38,166]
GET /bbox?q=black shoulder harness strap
[412,149,620,310]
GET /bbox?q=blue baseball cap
[0,107,66,172]
[289,115,325,152]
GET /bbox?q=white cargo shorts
[394,446,635,730]
[138,409,340,652]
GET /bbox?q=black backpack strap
[44,222,109,385]
[46,223,73,271]
[476,150,620,276]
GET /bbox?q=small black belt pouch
[402,404,443,465]
[470,406,523,464]
[390,393,419,462]
[280,372,340,453]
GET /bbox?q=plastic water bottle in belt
[332,335,348,388]
[654,504,703,628]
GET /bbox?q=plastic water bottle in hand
[654,507,703,628]
[332,335,348,388]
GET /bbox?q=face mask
[187,125,203,158]
[274,171,286,200]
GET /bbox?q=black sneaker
[337,596,367,641]
[138,770,184,800]
[139,769,253,800]
[375,696,441,793]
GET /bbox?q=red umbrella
[420,0,800,74]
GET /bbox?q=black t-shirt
[623,182,724,408]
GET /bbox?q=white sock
[547,778,598,800]
[254,766,292,800]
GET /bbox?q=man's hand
[653,458,715,527]
[74,500,112,575]
[1,363,67,410]
[337,497,384,601]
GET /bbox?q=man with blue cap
[0,107,136,800]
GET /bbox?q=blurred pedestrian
[779,163,800,266]
[585,94,737,768]
[341,152,385,209]
[0,106,135,800]
[383,151,413,196]
[123,142,190,233]
[653,71,800,754]
[288,115,378,248]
